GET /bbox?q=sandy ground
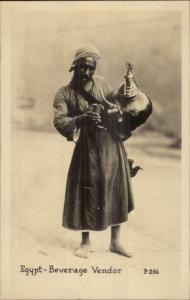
[2,128,188,299]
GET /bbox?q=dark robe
[53,75,151,231]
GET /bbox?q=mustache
[81,75,90,80]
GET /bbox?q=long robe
[53,75,150,231]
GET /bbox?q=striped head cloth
[69,45,101,72]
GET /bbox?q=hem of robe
[62,212,134,231]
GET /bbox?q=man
[53,45,152,258]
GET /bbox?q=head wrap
[69,45,101,72]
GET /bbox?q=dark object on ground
[128,159,143,177]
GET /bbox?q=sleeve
[53,88,80,142]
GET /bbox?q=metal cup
[90,103,104,128]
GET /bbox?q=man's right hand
[76,111,101,126]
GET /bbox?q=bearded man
[53,45,152,258]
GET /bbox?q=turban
[69,45,101,72]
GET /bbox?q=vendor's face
[75,57,96,83]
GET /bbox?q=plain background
[10,2,182,138]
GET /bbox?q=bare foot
[75,243,91,258]
[110,243,132,257]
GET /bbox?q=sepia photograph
[1,1,189,299]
